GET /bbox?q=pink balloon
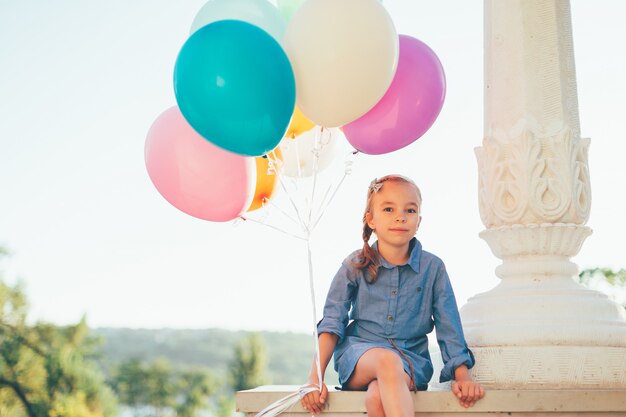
[343,35,446,155]
[145,106,254,222]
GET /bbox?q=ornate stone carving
[476,126,591,229]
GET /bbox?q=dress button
[392,290,397,295]
[417,287,422,292]
[387,315,394,321]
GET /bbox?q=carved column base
[461,223,626,388]
[469,346,626,389]
[462,280,626,346]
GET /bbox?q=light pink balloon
[343,35,446,155]
[145,106,255,222]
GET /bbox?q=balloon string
[263,198,301,228]
[307,128,322,227]
[249,144,356,417]
[279,174,307,231]
[253,385,319,417]
[311,174,346,231]
[306,237,323,394]
[313,183,333,223]
[240,216,306,241]
[294,135,303,179]
[273,142,322,386]
[311,151,357,230]
[266,150,308,231]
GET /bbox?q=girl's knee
[376,349,405,377]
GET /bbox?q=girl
[301,175,484,416]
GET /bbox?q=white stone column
[461,0,626,388]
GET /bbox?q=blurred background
[1,1,624,416]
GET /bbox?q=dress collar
[372,237,421,273]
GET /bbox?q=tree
[213,394,237,417]
[579,267,626,308]
[111,358,147,410]
[144,359,175,417]
[229,333,268,392]
[0,248,117,417]
[112,358,216,417]
[174,369,215,417]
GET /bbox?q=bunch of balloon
[145,0,446,221]
[145,0,296,222]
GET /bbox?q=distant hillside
[91,328,340,386]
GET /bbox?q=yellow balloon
[286,106,315,138]
[247,148,282,212]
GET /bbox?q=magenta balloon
[145,107,254,222]
[343,35,446,155]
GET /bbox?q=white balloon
[283,0,398,127]
[279,127,340,178]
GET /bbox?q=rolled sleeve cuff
[316,318,345,343]
[439,347,475,383]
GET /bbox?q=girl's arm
[431,263,485,407]
[302,332,338,415]
[308,332,338,383]
[303,260,356,414]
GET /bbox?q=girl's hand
[451,379,485,408]
[300,382,328,415]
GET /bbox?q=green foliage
[229,334,268,392]
[144,359,175,414]
[98,328,335,414]
[112,358,216,417]
[0,248,117,417]
[92,328,328,386]
[213,394,237,417]
[111,359,145,408]
[578,267,626,307]
[174,369,215,417]
[579,268,626,287]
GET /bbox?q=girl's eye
[408,208,417,214]
[383,207,393,212]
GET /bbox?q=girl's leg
[365,380,385,417]
[345,348,413,417]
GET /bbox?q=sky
[1,1,625,333]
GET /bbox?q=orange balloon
[247,148,282,212]
[286,106,315,139]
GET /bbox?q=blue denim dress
[317,238,474,390]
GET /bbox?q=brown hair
[353,175,422,283]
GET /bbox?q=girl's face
[365,181,422,249]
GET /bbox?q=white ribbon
[253,385,320,417]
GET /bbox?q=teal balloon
[191,0,285,42]
[174,20,296,157]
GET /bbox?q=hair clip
[369,179,383,193]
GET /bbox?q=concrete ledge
[236,385,626,416]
